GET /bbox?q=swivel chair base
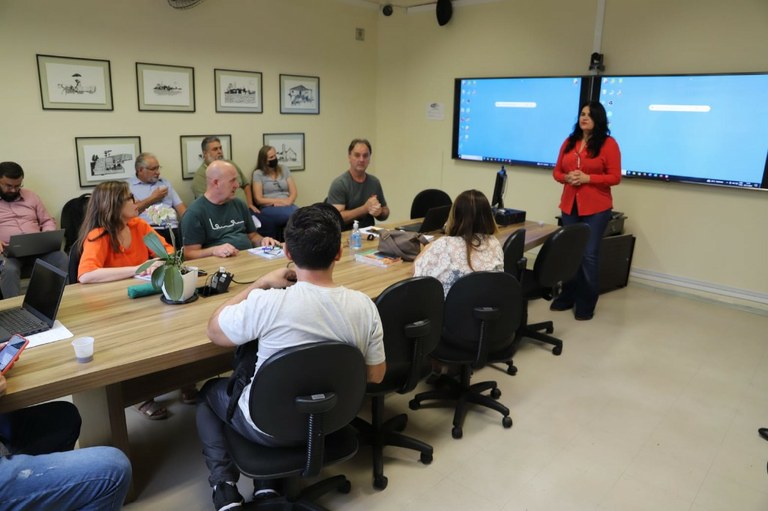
[243,475,351,511]
[519,320,563,356]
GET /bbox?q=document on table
[26,321,73,348]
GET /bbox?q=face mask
[267,159,278,169]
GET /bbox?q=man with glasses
[0,161,68,298]
[128,152,187,226]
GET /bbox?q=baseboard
[629,268,768,316]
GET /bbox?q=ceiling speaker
[436,0,452,26]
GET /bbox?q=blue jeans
[556,207,612,317]
[0,446,131,511]
[255,205,298,240]
[1,251,69,298]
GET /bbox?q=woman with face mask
[249,145,299,241]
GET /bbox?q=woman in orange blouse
[551,101,621,320]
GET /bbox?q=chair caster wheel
[506,364,518,375]
[339,480,352,493]
[373,475,388,490]
[420,452,433,464]
[452,426,463,439]
[409,400,420,410]
[502,416,513,428]
[393,414,408,432]
[545,325,554,334]
[552,345,562,356]
[490,387,501,399]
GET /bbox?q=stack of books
[354,249,402,267]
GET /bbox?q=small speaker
[382,4,393,16]
[436,0,452,26]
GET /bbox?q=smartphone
[0,334,30,375]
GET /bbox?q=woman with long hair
[414,189,503,296]
[250,145,298,240]
[551,100,621,320]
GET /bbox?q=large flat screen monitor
[452,76,589,168]
[597,73,768,190]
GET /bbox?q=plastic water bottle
[350,220,362,251]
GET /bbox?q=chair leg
[291,474,351,511]
[520,322,563,356]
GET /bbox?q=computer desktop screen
[491,166,507,209]
[596,73,768,190]
[452,76,589,168]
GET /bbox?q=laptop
[0,259,68,343]
[4,230,65,258]
[396,205,451,233]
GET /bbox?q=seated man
[182,161,277,260]
[129,152,187,226]
[0,373,131,510]
[191,136,250,205]
[196,204,386,510]
[327,138,390,230]
[0,161,68,298]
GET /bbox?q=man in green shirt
[191,136,250,205]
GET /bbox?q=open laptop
[396,205,451,233]
[0,259,68,343]
[4,230,65,258]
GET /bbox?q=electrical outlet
[355,28,365,41]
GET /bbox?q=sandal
[180,385,198,405]
[136,399,169,420]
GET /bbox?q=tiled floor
[123,285,768,510]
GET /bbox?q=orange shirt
[78,217,173,279]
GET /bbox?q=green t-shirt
[181,196,256,250]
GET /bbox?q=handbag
[377,229,428,262]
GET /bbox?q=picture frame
[214,69,263,113]
[279,74,319,114]
[75,136,141,188]
[36,54,113,111]
[263,133,305,171]
[136,62,195,112]
[180,135,232,180]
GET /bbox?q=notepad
[248,246,285,259]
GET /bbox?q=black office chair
[409,271,523,439]
[223,341,367,510]
[60,193,91,254]
[501,228,526,375]
[67,246,82,285]
[352,276,443,490]
[409,189,452,219]
[512,223,591,361]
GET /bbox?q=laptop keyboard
[0,308,48,338]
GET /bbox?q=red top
[553,136,621,216]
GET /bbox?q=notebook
[4,230,65,258]
[0,259,68,343]
[396,205,451,233]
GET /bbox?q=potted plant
[135,229,196,302]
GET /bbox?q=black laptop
[396,205,451,233]
[4,229,65,258]
[0,259,68,343]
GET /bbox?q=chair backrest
[442,271,523,367]
[532,223,591,289]
[67,245,82,284]
[410,189,452,219]
[502,228,527,280]
[60,193,91,254]
[248,341,367,445]
[373,276,444,394]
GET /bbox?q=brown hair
[254,145,282,179]
[75,181,131,254]
[445,189,498,270]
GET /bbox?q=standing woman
[250,145,298,240]
[551,100,621,320]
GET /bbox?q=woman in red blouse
[551,101,621,320]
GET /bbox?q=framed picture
[136,62,195,112]
[263,133,305,171]
[214,69,263,113]
[36,54,113,111]
[75,136,141,188]
[180,135,232,180]
[279,74,319,114]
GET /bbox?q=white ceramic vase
[162,268,198,302]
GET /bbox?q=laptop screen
[23,260,67,326]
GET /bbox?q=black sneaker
[212,482,244,511]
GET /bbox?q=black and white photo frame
[75,136,141,187]
[180,134,232,180]
[263,133,305,171]
[136,62,195,112]
[279,74,319,115]
[215,69,263,113]
[37,54,113,111]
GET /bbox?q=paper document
[26,320,73,348]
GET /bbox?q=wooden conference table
[0,219,555,498]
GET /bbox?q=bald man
[181,161,276,260]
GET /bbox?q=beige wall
[375,0,768,301]
[0,0,766,301]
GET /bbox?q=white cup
[72,337,94,363]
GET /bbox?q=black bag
[378,230,428,262]
[226,340,259,422]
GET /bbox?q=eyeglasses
[144,166,162,172]
[0,182,23,192]
[124,193,136,203]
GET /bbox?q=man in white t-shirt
[196,203,386,511]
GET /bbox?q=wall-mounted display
[37,54,113,111]
[279,74,319,114]
[137,62,195,112]
[263,133,305,171]
[76,136,141,187]
[180,134,232,180]
[215,69,262,113]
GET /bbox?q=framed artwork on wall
[75,136,141,188]
[36,54,113,111]
[214,69,263,113]
[279,74,319,114]
[263,133,305,171]
[180,134,232,180]
[136,62,195,112]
